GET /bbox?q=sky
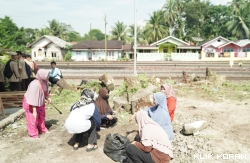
[0,0,230,36]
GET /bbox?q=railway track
[37,61,250,81]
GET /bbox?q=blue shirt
[49,67,61,79]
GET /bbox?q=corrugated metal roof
[236,39,250,47]
[72,40,124,49]
[27,35,70,48]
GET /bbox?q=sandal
[86,145,98,152]
[73,144,79,150]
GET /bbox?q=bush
[64,51,72,61]
[117,58,130,61]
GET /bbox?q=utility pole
[104,14,107,60]
[90,23,92,60]
[133,0,137,75]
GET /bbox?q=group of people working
[21,66,177,163]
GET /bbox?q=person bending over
[126,110,173,163]
[22,69,52,138]
[64,89,101,151]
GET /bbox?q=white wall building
[27,35,70,61]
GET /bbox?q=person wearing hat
[17,51,29,91]
[8,52,21,91]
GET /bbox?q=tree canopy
[1,0,250,52]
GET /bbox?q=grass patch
[175,81,250,101]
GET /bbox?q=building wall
[71,51,88,61]
[71,50,121,61]
[201,52,250,61]
[171,53,200,61]
[31,38,64,61]
[137,53,164,61]
[46,43,63,61]
[159,43,177,53]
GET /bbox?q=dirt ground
[0,84,250,163]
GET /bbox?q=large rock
[130,84,157,113]
[113,97,130,112]
[99,74,115,91]
[183,120,208,135]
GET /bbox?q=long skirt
[22,97,48,138]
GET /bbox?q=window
[34,52,36,57]
[243,48,250,52]
[44,52,47,57]
[52,52,57,57]
[38,49,42,56]
[224,48,234,52]
[218,39,221,42]
[76,52,81,55]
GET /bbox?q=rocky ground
[0,81,250,163]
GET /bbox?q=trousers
[75,120,97,145]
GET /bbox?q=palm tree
[228,0,245,14]
[226,3,250,39]
[109,21,131,44]
[128,25,148,44]
[162,0,179,36]
[144,10,168,43]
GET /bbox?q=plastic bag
[104,133,130,163]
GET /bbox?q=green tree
[183,0,210,39]
[128,25,148,44]
[67,31,83,42]
[0,16,27,51]
[144,10,168,43]
[83,29,105,41]
[226,3,250,39]
[162,0,179,36]
[109,21,131,44]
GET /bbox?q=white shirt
[64,103,95,134]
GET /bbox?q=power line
[0,14,101,21]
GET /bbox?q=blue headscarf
[147,92,173,140]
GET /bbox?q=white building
[27,35,70,61]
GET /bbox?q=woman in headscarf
[143,92,173,141]
[64,89,101,151]
[22,69,52,138]
[161,84,176,122]
[126,110,173,163]
[94,88,117,128]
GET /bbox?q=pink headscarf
[24,69,50,107]
[161,84,176,99]
[135,110,173,158]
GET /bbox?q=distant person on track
[94,88,117,128]
[161,84,176,122]
[22,69,52,139]
[49,61,61,85]
[126,110,173,163]
[64,89,101,151]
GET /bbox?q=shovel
[46,99,62,114]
